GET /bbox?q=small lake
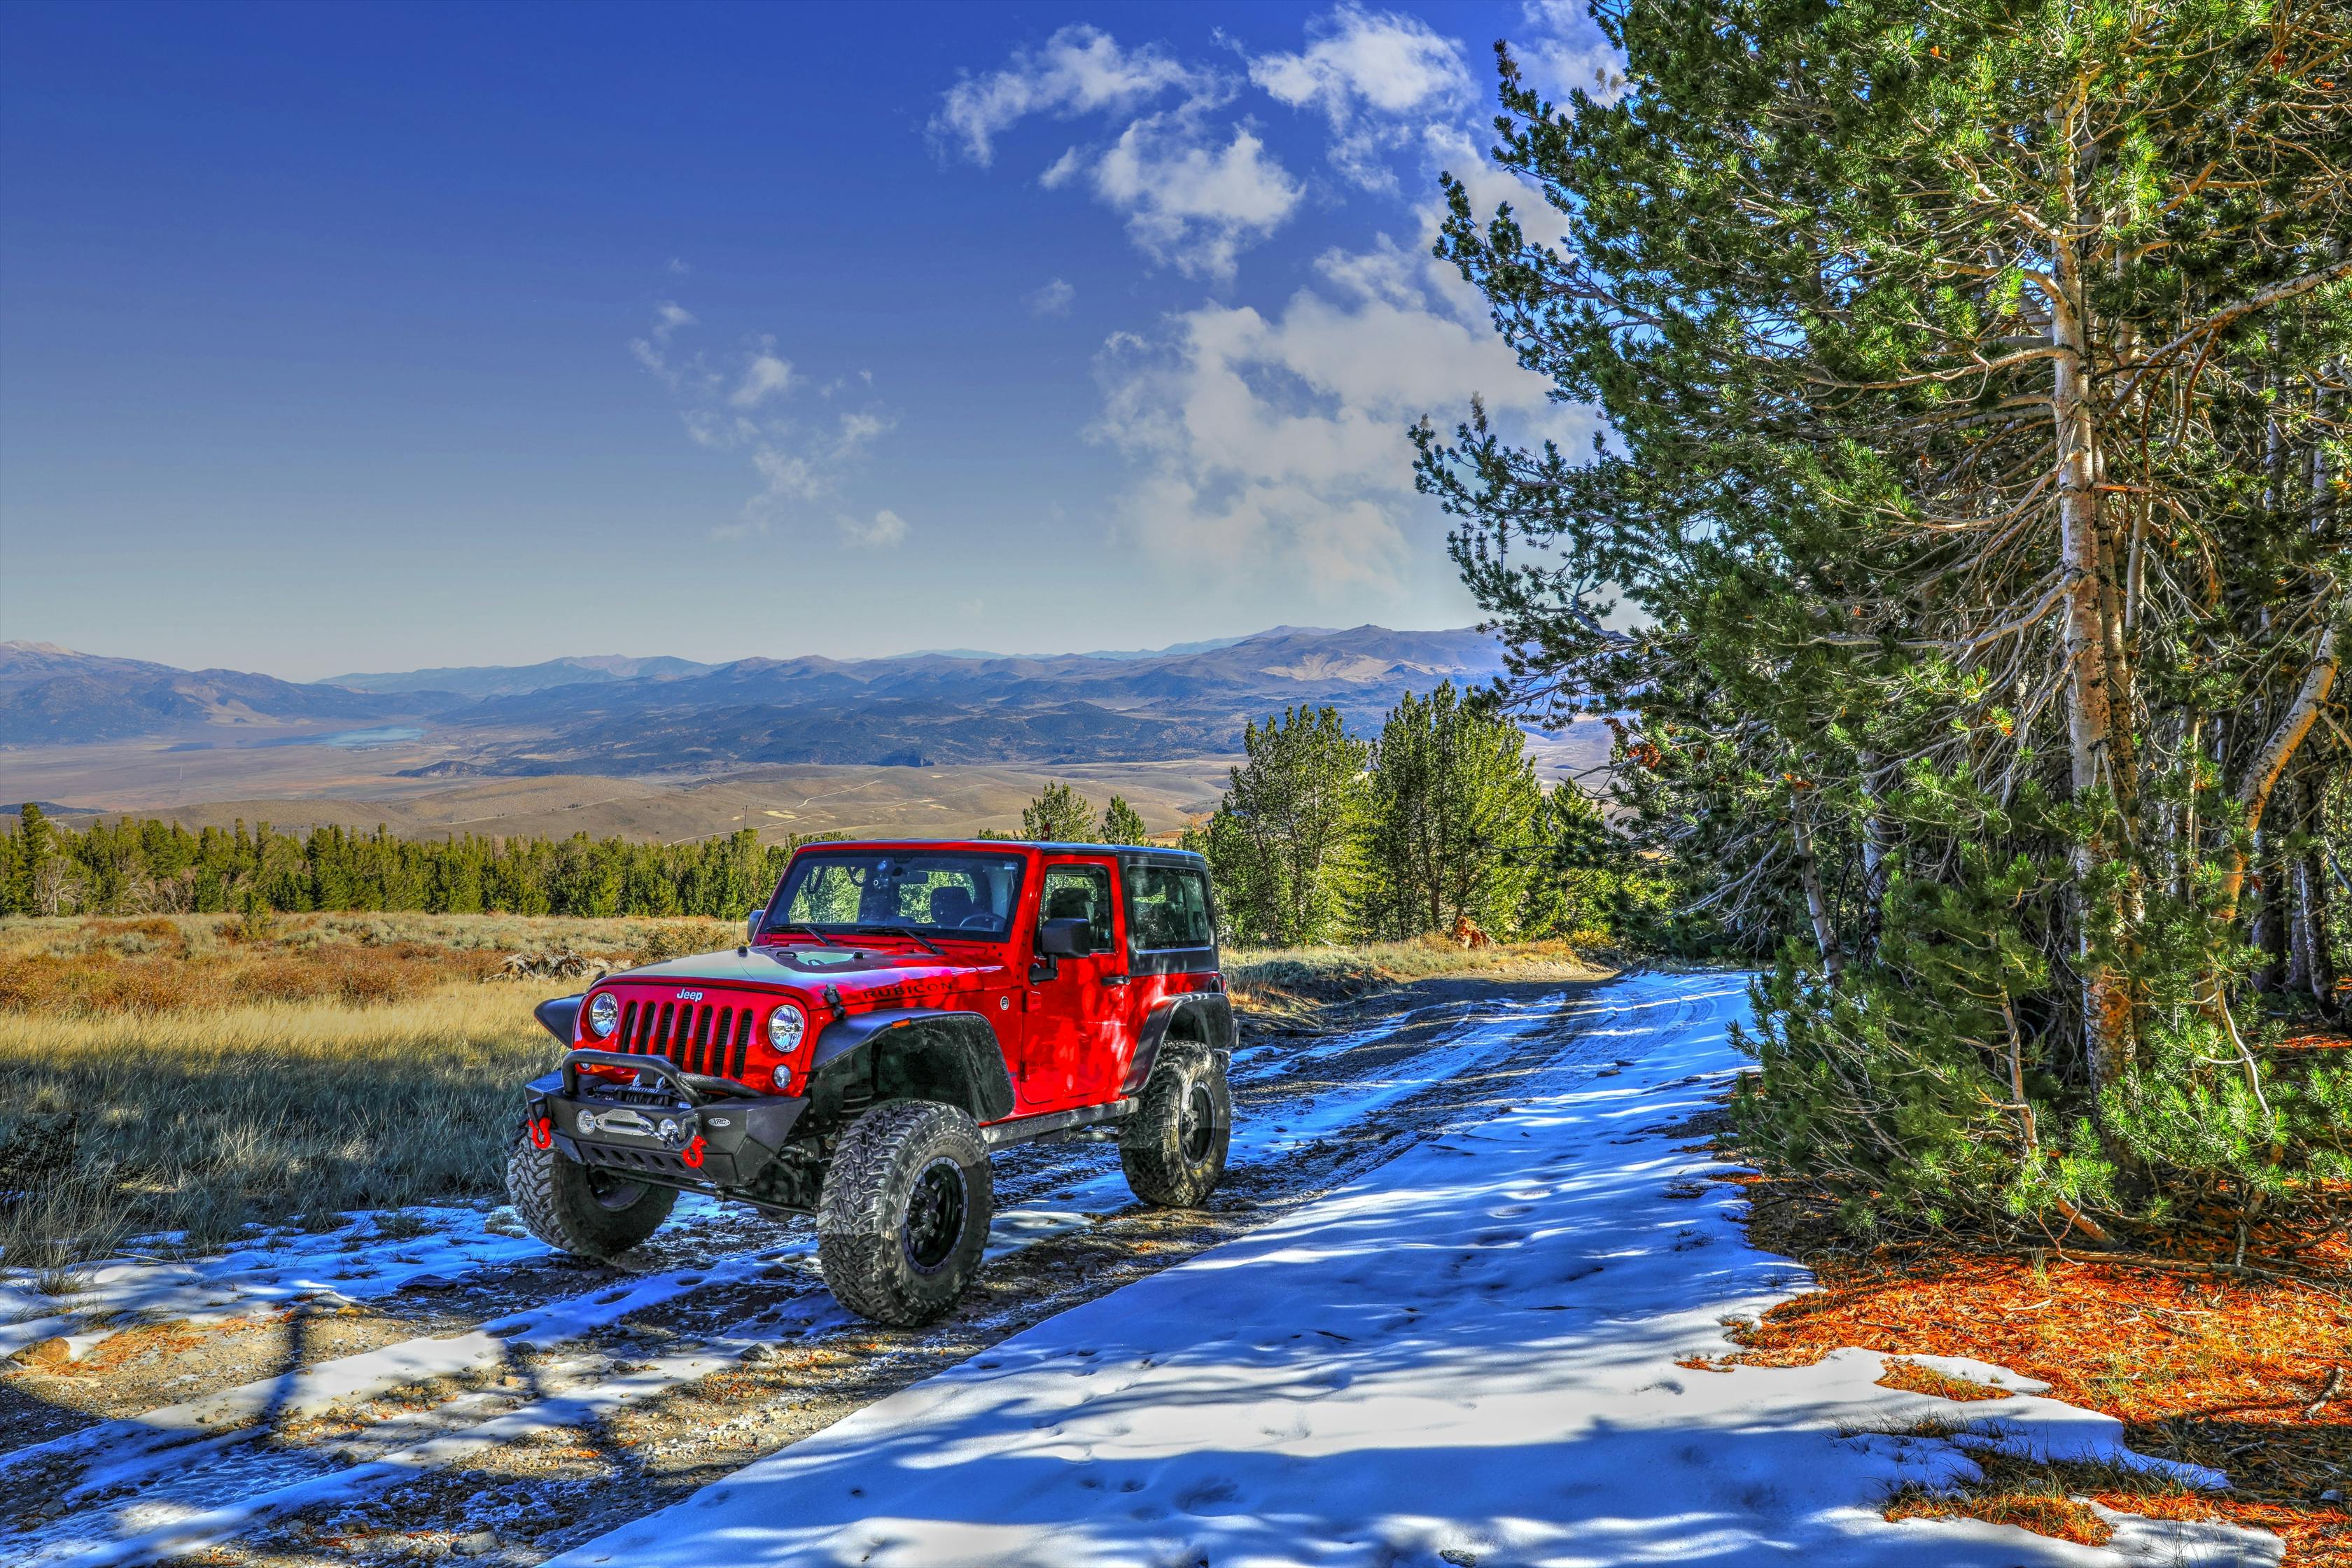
[316,726,426,748]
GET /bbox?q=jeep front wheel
[505,1131,678,1261]
[1120,1050,1231,1208]
[816,1100,993,1327]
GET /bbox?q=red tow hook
[528,1116,553,1149]
[680,1135,707,1170]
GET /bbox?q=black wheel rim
[586,1165,648,1212]
[1179,1083,1215,1164]
[902,1156,968,1273]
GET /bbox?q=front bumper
[524,1054,806,1189]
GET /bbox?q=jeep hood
[607,944,1009,1004]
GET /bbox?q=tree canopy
[1417,0,2351,1250]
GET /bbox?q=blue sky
[1,1,1613,680]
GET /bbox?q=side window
[1127,867,1212,952]
[1038,862,1114,953]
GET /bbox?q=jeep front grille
[611,999,755,1080]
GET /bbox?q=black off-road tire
[816,1100,993,1327]
[505,1131,678,1261]
[1120,1049,1231,1208]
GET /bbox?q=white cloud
[1091,114,1302,280]
[627,300,705,391]
[938,24,1301,279]
[1250,6,1472,189]
[833,410,892,457]
[1028,277,1077,316]
[680,409,756,449]
[841,508,910,550]
[731,350,794,408]
[1090,207,1591,597]
[1516,0,1628,106]
[752,447,821,502]
[626,301,892,536]
[933,24,1198,166]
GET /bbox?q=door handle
[1100,974,1129,987]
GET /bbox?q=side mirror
[745,907,766,945]
[1037,917,1091,958]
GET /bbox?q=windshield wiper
[767,923,839,948]
[853,923,946,957]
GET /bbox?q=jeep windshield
[765,851,1027,944]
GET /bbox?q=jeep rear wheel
[505,1130,678,1261]
[816,1100,992,1327]
[1120,1049,1230,1208]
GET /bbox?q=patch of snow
[990,988,1579,1255]
[545,972,2280,1568]
[0,1205,547,1362]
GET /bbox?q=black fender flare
[1122,992,1237,1096]
[535,995,583,1046]
[810,1009,1016,1124]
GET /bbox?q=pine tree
[1518,783,1637,942]
[1099,795,1150,846]
[1021,782,1096,843]
[4,804,52,915]
[1212,706,1369,946]
[1359,685,1542,939]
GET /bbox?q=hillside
[0,642,414,745]
[1,627,1511,771]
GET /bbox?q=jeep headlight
[767,1002,805,1053]
[586,993,620,1039]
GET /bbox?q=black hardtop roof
[788,838,1206,863]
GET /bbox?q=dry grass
[0,913,738,1016]
[1884,1480,2111,1546]
[1225,937,1604,1027]
[0,913,731,1261]
[1874,1357,2017,1402]
[0,986,559,1259]
[1723,1151,2352,1564]
[1880,1444,2325,1550]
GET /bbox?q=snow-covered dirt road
[547,972,2283,1568]
[1,972,1613,1565]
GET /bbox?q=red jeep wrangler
[507,840,1234,1326]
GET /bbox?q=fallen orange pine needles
[1727,1178,2352,1565]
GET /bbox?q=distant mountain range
[319,654,722,701]
[0,626,1510,771]
[0,642,404,744]
[322,634,1268,699]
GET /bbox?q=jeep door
[1019,855,1123,1111]
[1114,858,1221,1086]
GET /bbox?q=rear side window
[1126,866,1212,953]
